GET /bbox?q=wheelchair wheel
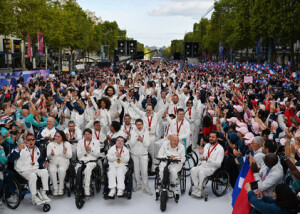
[190,151,199,166]
[75,194,85,209]
[3,177,21,209]
[212,169,229,197]
[180,170,186,194]
[154,167,159,190]
[160,190,168,212]
[95,170,101,193]
[183,154,196,177]
[43,204,51,212]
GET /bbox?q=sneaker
[133,185,141,192]
[108,188,116,197]
[58,189,64,196]
[143,187,153,196]
[53,189,59,196]
[117,189,124,197]
[84,188,90,197]
[191,188,200,197]
[32,195,44,206]
[41,191,51,203]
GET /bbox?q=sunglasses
[27,138,35,141]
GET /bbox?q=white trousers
[76,162,96,190]
[108,164,127,190]
[19,169,49,195]
[159,162,182,185]
[49,161,69,190]
[132,154,149,187]
[191,165,215,189]
[149,135,156,168]
[192,119,201,148]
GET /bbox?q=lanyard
[188,107,192,117]
[31,147,34,162]
[116,147,123,156]
[69,131,74,140]
[262,168,271,181]
[84,139,91,148]
[125,125,131,134]
[176,120,184,134]
[94,131,100,140]
[208,143,218,158]
[174,107,177,115]
[147,116,153,128]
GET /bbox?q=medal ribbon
[208,143,219,158]
[176,120,184,134]
[147,116,153,129]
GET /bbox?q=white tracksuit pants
[159,162,182,185]
[132,154,149,187]
[149,134,156,170]
[191,165,215,189]
[19,169,49,195]
[193,119,201,148]
[49,161,70,190]
[108,164,127,190]
[76,162,96,191]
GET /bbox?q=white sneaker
[191,188,200,197]
[32,195,44,206]
[58,189,64,196]
[108,188,116,197]
[53,189,59,196]
[84,188,90,197]
[117,189,124,197]
[133,185,141,192]
[41,191,51,203]
[143,187,153,196]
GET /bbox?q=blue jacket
[248,191,292,214]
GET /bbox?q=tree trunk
[21,39,26,71]
[58,47,61,73]
[69,49,73,73]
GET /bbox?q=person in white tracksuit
[9,133,51,205]
[128,95,171,172]
[47,131,72,196]
[64,120,82,160]
[107,137,130,197]
[77,128,101,196]
[191,132,224,198]
[157,134,186,196]
[130,119,152,195]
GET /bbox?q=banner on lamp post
[27,34,32,58]
[37,32,44,56]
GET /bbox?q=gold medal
[31,162,35,166]
[116,159,121,164]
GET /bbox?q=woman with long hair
[47,130,72,196]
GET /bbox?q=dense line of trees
[166,0,300,68]
[0,0,143,71]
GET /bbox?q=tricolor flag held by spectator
[232,158,255,214]
[268,69,275,75]
[291,72,298,78]
[284,77,290,82]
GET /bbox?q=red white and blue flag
[232,158,255,214]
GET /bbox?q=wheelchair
[74,158,102,209]
[2,167,51,212]
[188,162,230,201]
[154,157,186,212]
[102,158,133,200]
[183,142,199,177]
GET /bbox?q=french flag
[268,69,275,75]
[291,72,297,78]
[232,158,255,214]
[285,77,290,82]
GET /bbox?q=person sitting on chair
[9,133,51,205]
[107,136,130,197]
[77,128,101,196]
[47,131,72,196]
[191,131,224,198]
[157,134,186,197]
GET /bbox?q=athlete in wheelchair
[155,134,186,212]
[189,132,229,201]
[6,133,51,211]
[103,136,133,199]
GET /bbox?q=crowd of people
[0,60,299,213]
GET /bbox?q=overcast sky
[77,0,214,47]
